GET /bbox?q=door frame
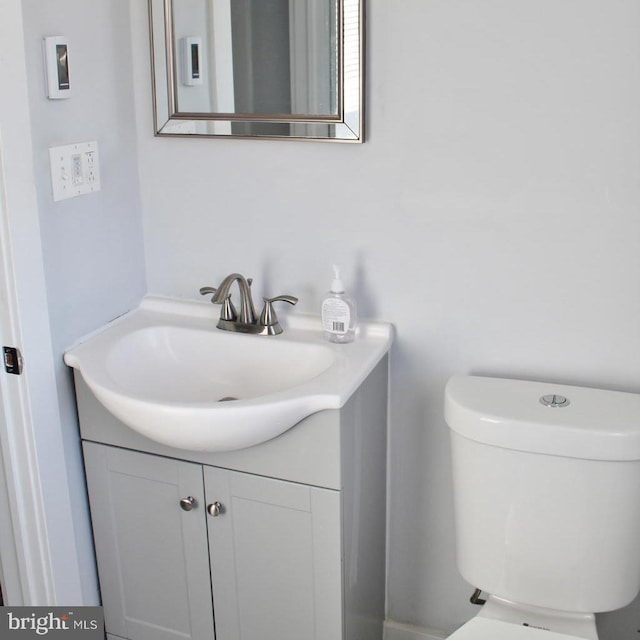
[0,0,61,605]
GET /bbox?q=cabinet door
[83,443,215,640]
[204,467,342,640]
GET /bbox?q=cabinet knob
[179,496,197,511]
[207,501,223,517]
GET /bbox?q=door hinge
[3,346,23,375]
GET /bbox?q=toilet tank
[444,375,640,614]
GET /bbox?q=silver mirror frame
[148,0,364,142]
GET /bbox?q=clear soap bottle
[321,265,357,343]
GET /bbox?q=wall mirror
[149,0,363,141]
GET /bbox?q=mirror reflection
[173,0,338,117]
[149,0,363,141]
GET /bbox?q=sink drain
[218,396,238,402]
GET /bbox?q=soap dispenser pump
[321,265,357,343]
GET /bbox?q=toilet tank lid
[444,375,640,461]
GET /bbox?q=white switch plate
[49,141,101,202]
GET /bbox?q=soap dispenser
[321,265,357,343]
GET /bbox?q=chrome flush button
[539,394,570,408]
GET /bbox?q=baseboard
[384,619,447,640]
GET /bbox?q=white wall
[12,0,640,630]
[19,0,147,603]
[131,1,640,637]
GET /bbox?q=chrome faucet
[210,273,257,324]
[200,273,298,335]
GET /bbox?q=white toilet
[444,375,640,639]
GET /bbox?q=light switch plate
[49,141,101,202]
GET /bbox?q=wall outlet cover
[49,141,101,202]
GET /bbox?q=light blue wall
[12,0,640,634]
[20,0,146,603]
[130,0,640,636]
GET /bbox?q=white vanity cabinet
[75,356,388,640]
[83,443,341,640]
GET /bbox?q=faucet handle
[199,286,217,298]
[259,295,298,335]
[220,295,237,321]
[201,286,237,322]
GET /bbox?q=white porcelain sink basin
[65,296,393,452]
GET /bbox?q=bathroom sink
[65,296,393,452]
